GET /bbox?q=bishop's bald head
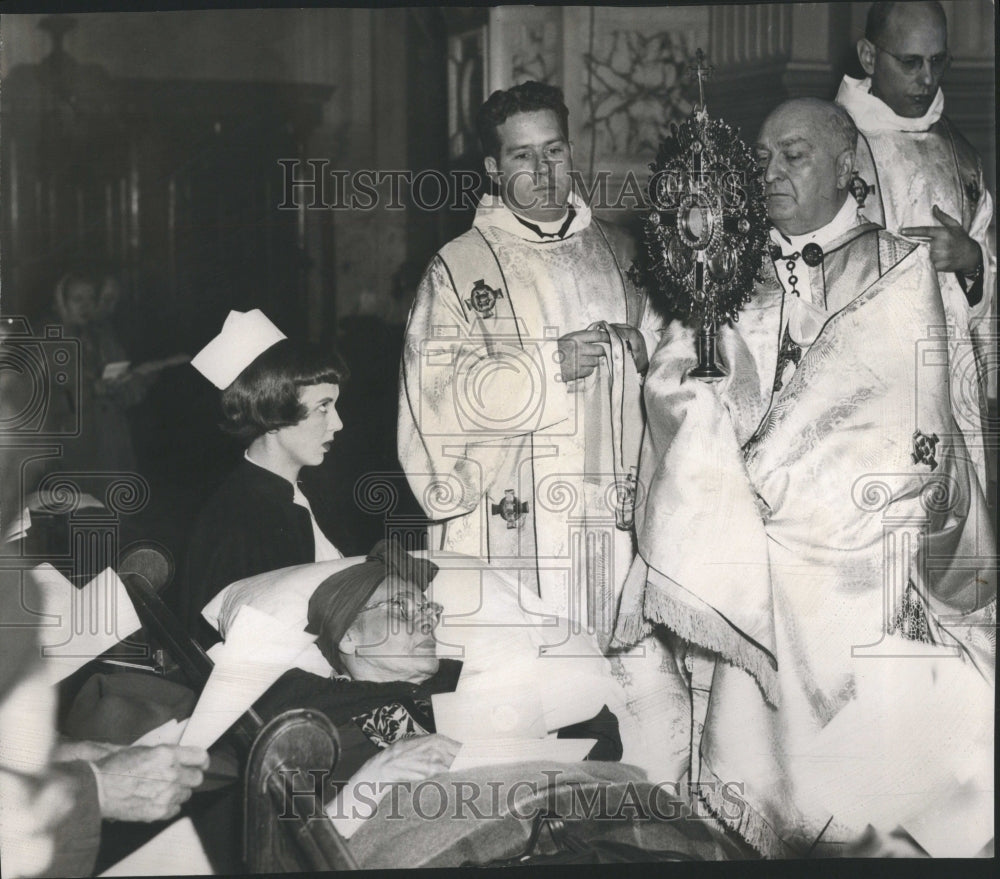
[756,98,858,237]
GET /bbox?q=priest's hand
[556,327,608,382]
[900,206,982,275]
[91,744,210,822]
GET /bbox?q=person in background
[49,270,174,479]
[183,309,347,643]
[836,0,995,489]
[92,271,192,416]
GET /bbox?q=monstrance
[632,50,768,380]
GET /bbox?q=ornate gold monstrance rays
[631,49,769,379]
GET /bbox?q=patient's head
[338,574,443,683]
[306,540,442,684]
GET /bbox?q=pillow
[202,550,611,679]
[202,556,366,638]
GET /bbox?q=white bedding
[200,550,625,741]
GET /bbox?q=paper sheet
[448,737,596,772]
[441,656,620,739]
[903,779,994,858]
[1,506,31,544]
[132,718,188,748]
[179,605,315,749]
[432,680,547,742]
[789,643,994,853]
[26,565,143,686]
[99,817,212,876]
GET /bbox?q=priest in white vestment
[399,81,663,633]
[836,1,995,486]
[614,98,995,858]
[399,83,693,783]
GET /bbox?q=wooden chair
[244,709,359,872]
[118,545,263,753]
[119,546,358,871]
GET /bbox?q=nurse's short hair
[220,339,347,445]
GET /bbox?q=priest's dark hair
[476,81,570,160]
[220,340,348,444]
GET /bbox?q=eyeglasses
[360,595,443,623]
[874,45,951,77]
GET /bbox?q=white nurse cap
[190,309,287,389]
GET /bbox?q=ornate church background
[2,3,993,330]
[1,3,994,561]
[448,4,993,212]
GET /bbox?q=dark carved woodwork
[244,709,359,873]
[1,20,333,352]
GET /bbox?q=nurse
[183,309,346,642]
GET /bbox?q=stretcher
[118,546,740,872]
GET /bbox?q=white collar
[836,75,944,132]
[770,196,861,255]
[473,191,592,241]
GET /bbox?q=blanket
[348,761,740,868]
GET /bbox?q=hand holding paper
[92,745,209,822]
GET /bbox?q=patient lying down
[253,541,622,835]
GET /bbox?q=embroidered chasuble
[614,225,995,856]
[399,194,662,632]
[837,75,995,489]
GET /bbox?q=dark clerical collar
[513,205,576,240]
[768,239,824,267]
